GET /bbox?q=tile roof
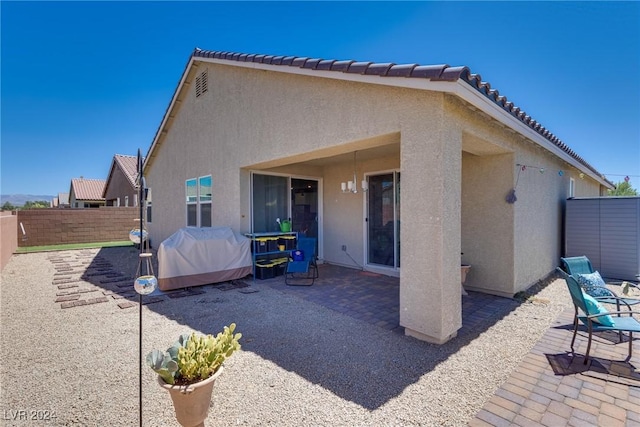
[190,48,610,185]
[71,178,106,201]
[114,154,139,187]
[57,192,69,205]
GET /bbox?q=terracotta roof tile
[346,61,373,74]
[364,62,395,76]
[114,154,139,187]
[302,58,322,69]
[316,59,336,71]
[410,64,448,79]
[387,64,418,77]
[71,178,106,201]
[186,48,610,184]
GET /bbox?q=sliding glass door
[252,173,320,239]
[367,172,400,269]
[252,174,289,233]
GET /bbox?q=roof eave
[144,54,198,172]
[453,80,614,189]
[144,49,613,190]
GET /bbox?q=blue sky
[2,1,639,196]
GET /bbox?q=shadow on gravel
[68,247,558,410]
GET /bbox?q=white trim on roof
[453,80,612,188]
[144,54,613,189]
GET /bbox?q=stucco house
[104,154,139,207]
[143,48,613,344]
[69,178,106,208]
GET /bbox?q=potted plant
[146,323,242,427]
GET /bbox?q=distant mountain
[1,194,54,207]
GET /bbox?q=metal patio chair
[561,256,640,309]
[557,268,640,364]
[285,237,318,286]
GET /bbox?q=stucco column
[399,117,462,344]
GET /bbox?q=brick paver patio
[470,308,640,426]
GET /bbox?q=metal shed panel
[565,197,640,281]
[600,198,639,280]
[565,198,601,270]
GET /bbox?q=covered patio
[258,263,522,340]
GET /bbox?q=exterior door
[366,172,400,269]
[291,178,318,239]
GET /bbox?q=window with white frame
[569,178,575,198]
[185,176,212,227]
[146,188,152,224]
[199,176,212,227]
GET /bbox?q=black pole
[137,149,144,427]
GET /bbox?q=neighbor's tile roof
[71,178,106,201]
[191,48,608,183]
[114,154,139,187]
[57,192,69,204]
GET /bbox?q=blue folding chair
[285,237,318,286]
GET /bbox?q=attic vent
[195,70,208,98]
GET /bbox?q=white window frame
[198,176,212,227]
[185,175,212,227]
[146,188,152,224]
[569,177,575,198]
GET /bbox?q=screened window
[185,176,212,227]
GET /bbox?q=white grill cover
[158,227,252,291]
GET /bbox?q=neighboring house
[69,178,106,208]
[104,154,139,207]
[143,48,613,344]
[53,192,70,208]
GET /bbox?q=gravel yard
[1,247,573,426]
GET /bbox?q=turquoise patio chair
[557,268,640,364]
[285,237,318,286]
[561,256,640,309]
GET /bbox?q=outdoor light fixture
[134,253,157,295]
[129,228,148,245]
[341,151,368,194]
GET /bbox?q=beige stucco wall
[448,96,602,296]
[146,61,461,343]
[1,211,18,271]
[104,167,137,207]
[145,58,604,342]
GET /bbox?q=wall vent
[195,69,208,98]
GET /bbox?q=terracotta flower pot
[157,366,224,427]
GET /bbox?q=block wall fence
[1,211,18,271]
[16,207,139,247]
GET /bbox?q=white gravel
[1,247,574,426]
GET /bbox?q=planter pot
[461,265,471,296]
[157,366,224,427]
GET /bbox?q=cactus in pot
[146,323,241,427]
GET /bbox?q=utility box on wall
[565,197,640,281]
